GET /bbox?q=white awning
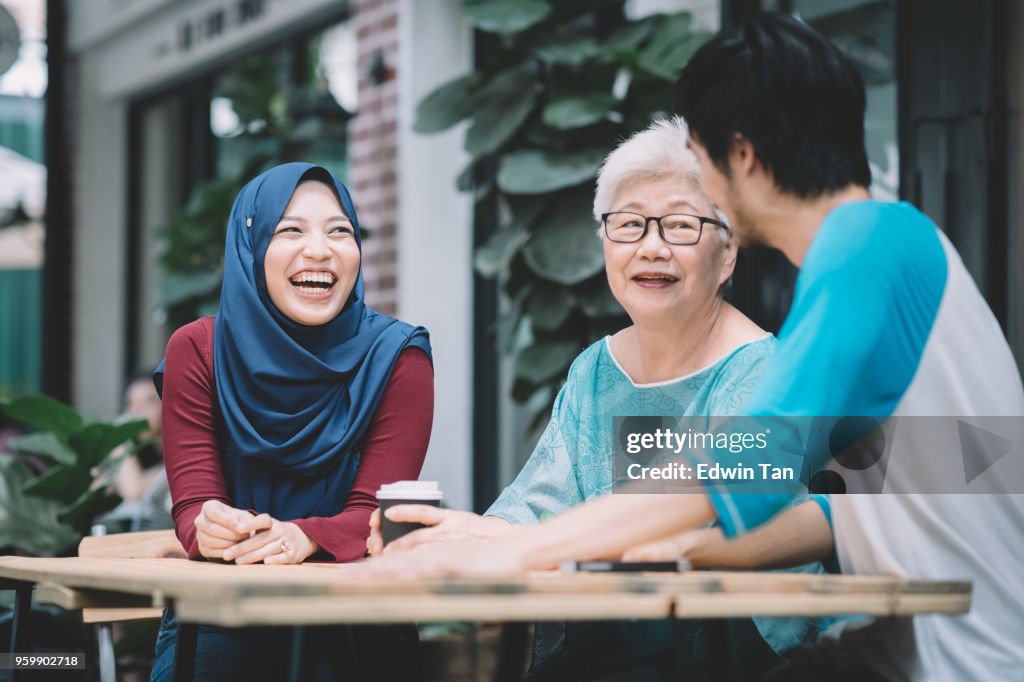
[0,144,45,219]
[0,145,45,268]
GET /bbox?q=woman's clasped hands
[194,499,319,565]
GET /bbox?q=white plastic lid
[376,480,443,500]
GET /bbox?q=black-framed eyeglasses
[601,212,729,245]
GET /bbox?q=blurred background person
[95,369,173,532]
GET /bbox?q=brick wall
[350,0,400,315]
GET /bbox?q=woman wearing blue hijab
[150,163,433,680]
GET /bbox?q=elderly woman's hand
[220,513,319,565]
[366,507,385,556]
[366,505,513,557]
[358,536,530,578]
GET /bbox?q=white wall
[137,97,185,370]
[396,0,474,511]
[72,55,128,418]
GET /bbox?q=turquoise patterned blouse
[486,334,827,654]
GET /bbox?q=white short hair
[593,117,701,220]
[592,117,728,237]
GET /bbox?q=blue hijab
[158,163,431,521]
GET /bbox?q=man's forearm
[687,500,833,569]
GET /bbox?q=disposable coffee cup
[377,481,443,546]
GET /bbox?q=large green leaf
[522,191,605,285]
[423,2,699,424]
[58,487,122,533]
[605,16,657,51]
[7,431,76,466]
[475,227,528,278]
[414,73,483,133]
[496,285,530,355]
[69,418,149,471]
[0,455,79,555]
[532,37,600,66]
[0,394,83,438]
[504,193,551,231]
[638,14,709,81]
[543,94,617,130]
[21,462,92,502]
[497,148,606,195]
[462,0,551,34]
[515,339,580,384]
[525,284,572,331]
[465,66,539,157]
[619,68,675,128]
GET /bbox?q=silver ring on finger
[280,539,290,554]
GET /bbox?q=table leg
[342,625,356,669]
[97,623,116,682]
[287,626,305,682]
[493,622,529,682]
[701,619,733,682]
[171,607,198,682]
[8,582,32,682]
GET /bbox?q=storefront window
[211,21,355,182]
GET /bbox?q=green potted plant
[0,393,148,556]
[415,0,711,429]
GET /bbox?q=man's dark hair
[675,12,871,198]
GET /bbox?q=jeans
[525,618,782,682]
[150,608,420,682]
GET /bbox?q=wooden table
[0,556,971,681]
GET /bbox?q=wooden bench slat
[78,530,186,559]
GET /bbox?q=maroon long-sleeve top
[161,317,433,562]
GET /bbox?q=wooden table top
[0,556,972,626]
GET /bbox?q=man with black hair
[664,13,1024,680]
[365,13,1024,681]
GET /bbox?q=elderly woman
[368,118,825,679]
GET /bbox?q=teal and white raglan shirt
[700,201,1024,681]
